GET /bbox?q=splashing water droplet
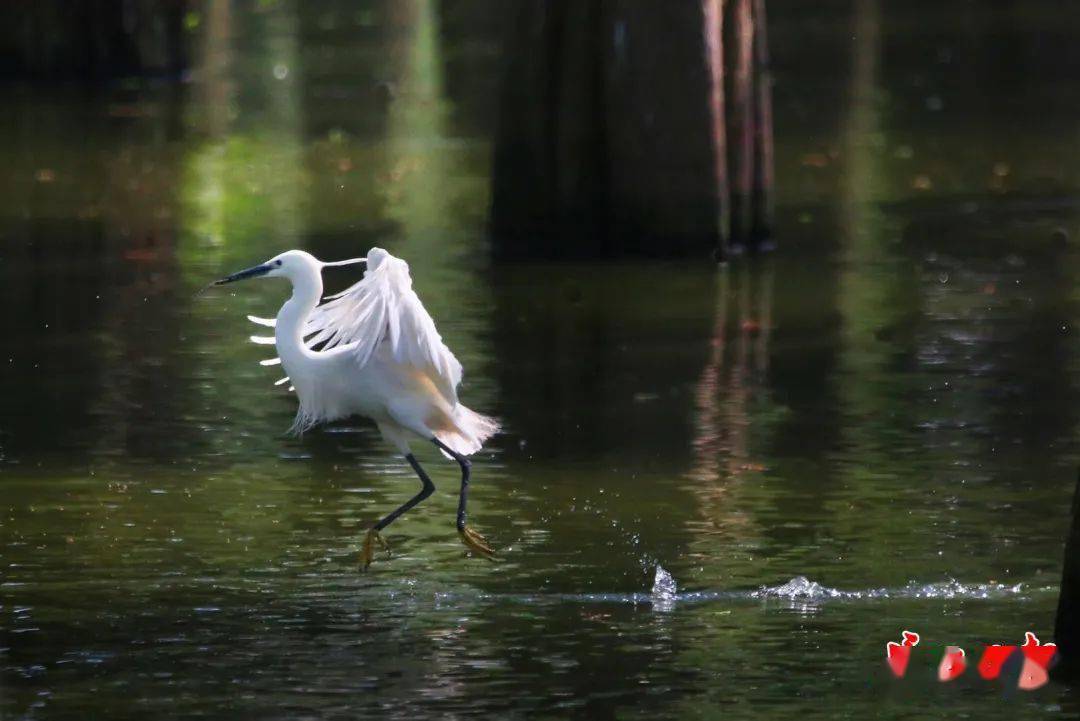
[652,565,677,600]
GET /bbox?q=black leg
[432,439,471,531]
[372,453,436,531]
[433,439,493,557]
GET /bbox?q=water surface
[2,1,1080,718]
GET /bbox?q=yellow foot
[361,528,388,571]
[458,525,495,560]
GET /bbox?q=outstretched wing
[303,252,463,405]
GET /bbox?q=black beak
[213,263,274,286]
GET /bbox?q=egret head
[213,250,365,286]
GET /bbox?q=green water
[3,1,1080,717]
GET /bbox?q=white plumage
[212,247,499,567]
[238,247,497,454]
[304,248,464,408]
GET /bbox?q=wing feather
[303,251,463,405]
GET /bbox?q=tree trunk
[492,0,774,261]
[750,0,775,245]
[1,0,186,81]
[725,0,754,248]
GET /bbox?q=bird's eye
[274,260,283,267]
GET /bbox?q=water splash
[757,575,837,600]
[751,576,1035,606]
[751,575,862,611]
[652,566,677,599]
[898,578,1028,600]
[421,575,1046,610]
[651,565,678,611]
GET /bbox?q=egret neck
[275,261,322,370]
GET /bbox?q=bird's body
[214,247,498,567]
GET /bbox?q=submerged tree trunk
[490,0,774,260]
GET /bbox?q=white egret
[213,247,499,569]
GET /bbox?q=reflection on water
[2,0,1080,717]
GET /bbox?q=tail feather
[435,404,499,457]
